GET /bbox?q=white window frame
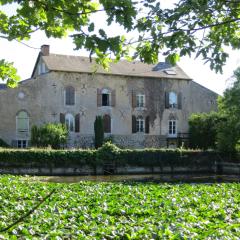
[168,120,177,137]
[136,94,145,108]
[65,113,75,132]
[169,91,178,108]
[101,88,111,107]
[17,140,28,148]
[16,111,29,135]
[136,116,145,133]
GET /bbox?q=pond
[37,173,240,183]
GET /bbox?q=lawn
[0,175,239,239]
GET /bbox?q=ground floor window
[136,116,145,133]
[17,140,28,148]
[168,120,177,137]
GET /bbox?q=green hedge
[0,143,228,170]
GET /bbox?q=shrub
[94,116,104,148]
[189,112,220,150]
[31,123,68,149]
[0,138,9,148]
[0,143,228,171]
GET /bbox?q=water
[37,174,240,183]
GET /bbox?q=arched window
[16,111,29,134]
[65,86,75,105]
[103,114,111,133]
[65,113,74,132]
[136,116,145,133]
[169,92,177,108]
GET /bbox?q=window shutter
[132,91,137,108]
[165,92,169,109]
[132,115,137,133]
[70,87,75,105]
[65,86,75,105]
[145,116,150,134]
[178,92,182,109]
[97,88,102,107]
[75,113,80,133]
[111,90,116,107]
[60,113,65,124]
[103,114,111,133]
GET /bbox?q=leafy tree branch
[1,0,240,86]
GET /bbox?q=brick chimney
[40,44,50,56]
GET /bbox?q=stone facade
[0,46,218,148]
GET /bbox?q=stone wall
[0,63,218,149]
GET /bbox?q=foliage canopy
[1,0,240,86]
[217,68,240,152]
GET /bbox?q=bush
[31,123,68,149]
[189,112,220,150]
[0,138,9,148]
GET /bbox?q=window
[102,93,110,106]
[136,94,145,108]
[16,111,29,134]
[102,89,110,106]
[97,88,116,107]
[103,114,111,133]
[17,140,27,148]
[65,113,74,132]
[168,120,177,137]
[136,116,145,133]
[65,86,75,105]
[169,92,177,108]
[38,61,46,75]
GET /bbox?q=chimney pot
[41,45,50,56]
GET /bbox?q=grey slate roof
[0,84,7,90]
[42,54,191,80]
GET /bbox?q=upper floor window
[16,111,29,134]
[165,91,182,109]
[65,113,75,132]
[38,62,46,75]
[102,89,110,106]
[103,114,111,133]
[97,88,116,107]
[65,86,75,106]
[168,120,177,137]
[169,92,177,108]
[136,94,145,108]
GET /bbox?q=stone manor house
[0,45,218,148]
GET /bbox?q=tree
[94,116,104,149]
[189,111,220,150]
[1,0,240,86]
[217,68,240,152]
